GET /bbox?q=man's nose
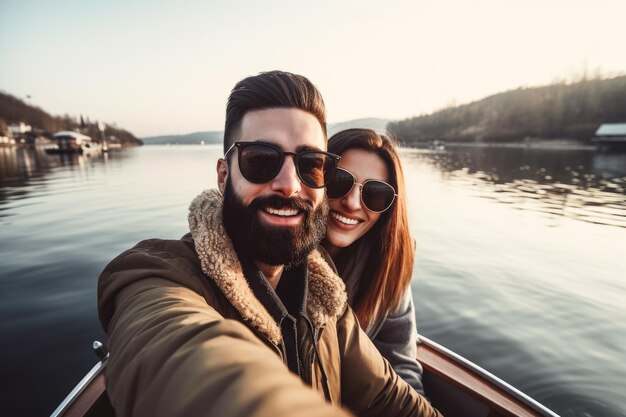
[270,156,302,197]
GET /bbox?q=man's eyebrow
[246,141,324,153]
[295,145,323,152]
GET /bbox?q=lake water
[1,144,625,417]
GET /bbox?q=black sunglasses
[224,141,341,189]
[326,167,397,213]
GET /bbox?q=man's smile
[259,206,305,226]
[264,207,300,217]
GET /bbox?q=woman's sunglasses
[224,141,341,189]
[326,167,397,213]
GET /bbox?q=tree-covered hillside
[388,75,626,145]
[0,92,142,146]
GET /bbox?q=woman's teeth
[331,212,359,225]
[265,207,299,217]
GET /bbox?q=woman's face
[324,148,390,255]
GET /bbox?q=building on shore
[8,122,32,136]
[592,123,626,149]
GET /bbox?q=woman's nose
[341,185,362,211]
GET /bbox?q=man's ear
[217,158,228,194]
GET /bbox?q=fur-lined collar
[188,189,347,345]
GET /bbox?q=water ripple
[404,147,626,229]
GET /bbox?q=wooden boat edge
[417,335,560,417]
[52,338,561,417]
[51,359,108,417]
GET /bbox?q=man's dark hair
[223,70,327,154]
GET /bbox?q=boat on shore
[51,336,560,417]
[45,142,103,155]
[45,131,102,155]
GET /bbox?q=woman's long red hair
[327,128,414,328]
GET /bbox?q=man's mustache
[248,195,313,213]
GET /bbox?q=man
[98,71,442,417]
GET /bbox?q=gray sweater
[366,287,424,394]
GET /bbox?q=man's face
[218,108,329,266]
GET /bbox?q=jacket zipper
[305,320,332,401]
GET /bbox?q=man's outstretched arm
[99,248,353,417]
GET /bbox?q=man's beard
[222,178,329,268]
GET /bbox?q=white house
[8,122,32,135]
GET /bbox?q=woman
[322,128,424,394]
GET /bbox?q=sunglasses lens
[239,144,281,183]
[297,152,337,188]
[326,168,354,199]
[362,181,396,212]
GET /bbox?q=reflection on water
[0,147,134,215]
[1,146,88,184]
[401,144,626,417]
[404,146,626,228]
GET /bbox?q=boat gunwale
[50,357,108,417]
[418,335,560,417]
[51,339,560,417]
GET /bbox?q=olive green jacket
[98,189,442,417]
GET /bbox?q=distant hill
[142,118,391,145]
[388,75,626,145]
[142,131,223,145]
[0,91,142,146]
[328,118,389,136]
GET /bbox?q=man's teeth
[331,212,359,225]
[265,207,299,217]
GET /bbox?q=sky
[1,0,625,137]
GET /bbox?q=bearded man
[97,71,442,417]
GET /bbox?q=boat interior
[52,337,558,417]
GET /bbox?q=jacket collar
[188,189,347,345]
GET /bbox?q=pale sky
[1,0,625,137]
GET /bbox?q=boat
[428,139,446,152]
[79,142,102,155]
[51,337,560,417]
[45,142,102,155]
[45,131,101,155]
